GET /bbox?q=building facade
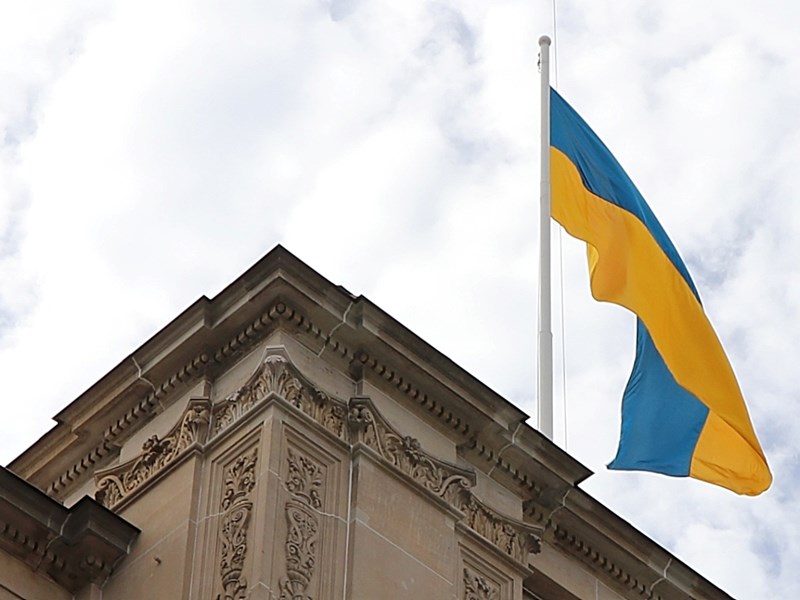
[2,246,732,599]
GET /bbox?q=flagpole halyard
[538,35,554,440]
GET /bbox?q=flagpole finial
[539,35,551,46]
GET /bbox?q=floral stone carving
[205,351,539,571]
[95,398,211,508]
[348,397,475,501]
[463,566,499,600]
[454,492,542,565]
[347,396,539,565]
[217,447,258,600]
[279,448,324,600]
[212,349,347,441]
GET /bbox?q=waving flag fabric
[549,87,771,495]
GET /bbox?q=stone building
[1,246,732,599]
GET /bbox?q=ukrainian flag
[550,88,771,495]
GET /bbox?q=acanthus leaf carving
[95,397,211,508]
[279,448,324,600]
[279,500,318,600]
[209,351,540,571]
[212,349,347,442]
[454,492,542,564]
[217,447,258,600]
[348,397,475,501]
[285,448,323,510]
[463,567,499,600]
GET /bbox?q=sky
[1,1,798,597]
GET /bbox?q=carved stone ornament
[207,350,538,569]
[463,566,499,600]
[285,447,323,510]
[454,492,542,564]
[212,348,347,441]
[348,397,476,501]
[279,448,324,600]
[346,397,541,564]
[95,398,211,508]
[217,447,258,600]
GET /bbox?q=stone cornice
[16,248,585,508]
[95,398,211,510]
[39,289,524,500]
[523,492,733,600]
[37,298,348,500]
[43,300,291,499]
[0,468,138,593]
[92,348,542,567]
[79,330,726,599]
[550,521,660,599]
[275,302,590,494]
[46,353,211,498]
[9,246,730,599]
[353,350,472,436]
[463,438,545,498]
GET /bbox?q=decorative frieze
[44,295,477,501]
[92,350,539,577]
[279,448,324,600]
[47,354,210,498]
[454,493,541,565]
[217,447,259,600]
[463,566,499,600]
[94,398,211,508]
[346,397,539,565]
[212,350,347,442]
[348,397,475,501]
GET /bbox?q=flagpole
[538,35,553,440]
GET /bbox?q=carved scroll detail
[455,492,542,564]
[217,447,259,600]
[348,397,475,500]
[347,396,539,564]
[95,398,211,508]
[212,349,347,441]
[463,567,499,600]
[285,448,323,510]
[279,448,323,600]
[208,350,539,569]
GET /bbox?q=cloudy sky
[1,1,797,597]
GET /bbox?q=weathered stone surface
[0,467,138,595]
[1,247,733,600]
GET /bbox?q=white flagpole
[538,35,553,440]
